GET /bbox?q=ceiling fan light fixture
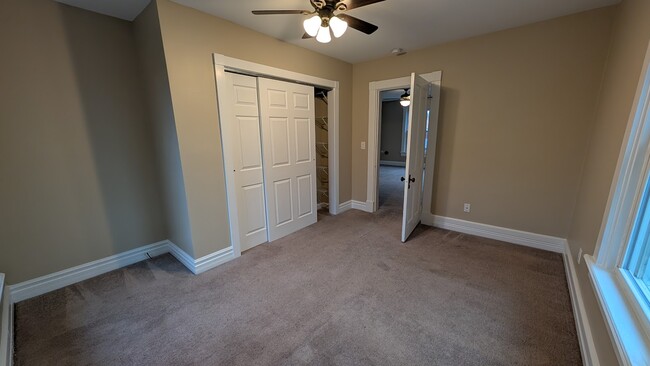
[316,25,331,43]
[329,16,348,38]
[400,89,410,107]
[303,14,321,37]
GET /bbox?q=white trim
[1,274,13,366]
[595,41,650,268]
[167,242,235,275]
[9,241,169,303]
[586,256,650,366]
[379,160,406,167]
[564,245,600,366]
[367,71,442,213]
[424,215,566,253]
[8,240,236,303]
[338,200,352,213]
[351,200,373,213]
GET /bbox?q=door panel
[295,118,312,163]
[402,73,430,242]
[223,73,268,251]
[259,78,317,241]
[242,183,266,235]
[273,179,293,225]
[297,174,313,217]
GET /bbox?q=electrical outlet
[361,141,366,150]
[577,248,583,264]
[463,203,471,213]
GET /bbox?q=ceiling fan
[252,0,384,43]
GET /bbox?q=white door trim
[367,71,442,212]
[213,54,341,257]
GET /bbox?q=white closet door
[223,72,268,251]
[258,77,317,241]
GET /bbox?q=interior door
[258,77,317,241]
[222,72,268,251]
[401,73,430,242]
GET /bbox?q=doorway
[377,89,408,211]
[367,72,442,241]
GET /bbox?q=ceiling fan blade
[252,10,311,15]
[337,14,378,35]
[342,0,385,10]
[302,32,314,39]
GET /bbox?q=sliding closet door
[258,78,317,241]
[221,72,268,251]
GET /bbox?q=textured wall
[380,101,407,163]
[352,8,614,238]
[0,0,166,284]
[133,2,194,256]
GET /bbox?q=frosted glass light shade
[329,16,348,38]
[316,26,331,43]
[303,15,321,37]
[400,98,410,107]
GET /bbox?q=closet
[315,88,329,210]
[218,72,318,252]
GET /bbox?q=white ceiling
[55,0,620,63]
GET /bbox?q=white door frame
[367,71,442,216]
[213,54,340,257]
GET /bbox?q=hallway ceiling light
[400,89,411,107]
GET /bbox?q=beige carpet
[14,169,581,365]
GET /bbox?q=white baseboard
[338,200,373,213]
[564,243,600,366]
[1,274,13,366]
[8,240,235,303]
[379,160,406,167]
[338,200,352,213]
[352,200,373,213]
[167,242,235,275]
[423,215,566,253]
[9,241,169,303]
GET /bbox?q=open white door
[258,77,317,241]
[401,73,430,242]
[220,72,268,252]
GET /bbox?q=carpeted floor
[14,171,582,365]
[378,165,405,210]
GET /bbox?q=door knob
[402,174,415,189]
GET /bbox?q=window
[587,43,650,366]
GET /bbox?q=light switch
[361,141,366,150]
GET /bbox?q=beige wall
[133,2,194,256]
[380,101,407,163]
[567,0,650,364]
[154,0,353,258]
[352,8,615,238]
[0,0,166,284]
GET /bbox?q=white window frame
[587,41,650,366]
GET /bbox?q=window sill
[585,255,650,366]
